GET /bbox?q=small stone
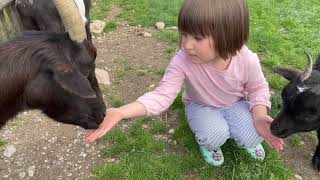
[80,151,87,158]
[95,68,110,85]
[173,140,177,145]
[27,165,36,177]
[18,172,26,179]
[143,32,152,37]
[3,145,16,158]
[3,175,9,178]
[107,158,116,163]
[142,124,149,129]
[168,129,175,134]
[155,22,165,30]
[294,174,302,180]
[90,20,106,34]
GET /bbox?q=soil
[0,5,319,180]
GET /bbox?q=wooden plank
[0,0,14,11]
[7,3,22,32]
[0,0,22,42]
[0,6,15,39]
[0,17,8,42]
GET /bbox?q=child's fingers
[265,135,284,151]
[85,129,104,143]
[272,137,284,151]
[85,130,102,143]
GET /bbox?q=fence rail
[0,0,22,42]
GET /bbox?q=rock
[19,172,26,179]
[155,22,165,30]
[90,20,106,34]
[27,165,36,177]
[107,158,116,163]
[80,151,87,158]
[3,145,16,158]
[168,129,175,134]
[143,32,152,37]
[3,175,9,178]
[294,174,303,180]
[95,68,111,85]
[173,140,177,145]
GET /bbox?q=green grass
[92,96,292,179]
[289,134,303,147]
[90,0,320,179]
[155,68,166,76]
[103,22,118,33]
[137,68,147,76]
[309,131,318,143]
[113,57,131,84]
[0,139,6,147]
[91,0,112,20]
[111,99,125,108]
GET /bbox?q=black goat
[271,52,320,170]
[15,0,93,41]
[0,31,105,129]
[15,0,97,60]
[15,0,104,114]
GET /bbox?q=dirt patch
[280,133,320,179]
[0,5,320,180]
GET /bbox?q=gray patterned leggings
[185,100,263,150]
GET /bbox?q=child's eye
[194,36,203,41]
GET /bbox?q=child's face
[181,32,219,64]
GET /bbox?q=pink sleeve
[136,55,185,116]
[245,53,271,110]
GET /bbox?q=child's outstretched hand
[253,115,284,151]
[85,108,123,144]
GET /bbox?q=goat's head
[5,0,105,129]
[271,52,320,138]
[22,44,105,129]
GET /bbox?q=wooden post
[0,0,13,10]
[0,0,22,42]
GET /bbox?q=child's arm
[85,51,186,143]
[85,102,146,143]
[252,105,284,151]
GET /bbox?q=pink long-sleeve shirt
[137,46,271,116]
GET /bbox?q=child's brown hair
[178,0,249,59]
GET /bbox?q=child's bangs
[178,3,210,37]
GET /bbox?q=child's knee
[196,128,230,149]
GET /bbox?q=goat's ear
[83,39,97,61]
[273,67,301,81]
[315,55,320,71]
[53,64,96,99]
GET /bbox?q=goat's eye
[309,108,317,115]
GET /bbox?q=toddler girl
[86,0,284,166]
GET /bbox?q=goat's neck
[0,54,37,127]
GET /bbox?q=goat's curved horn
[53,0,86,43]
[299,51,313,82]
